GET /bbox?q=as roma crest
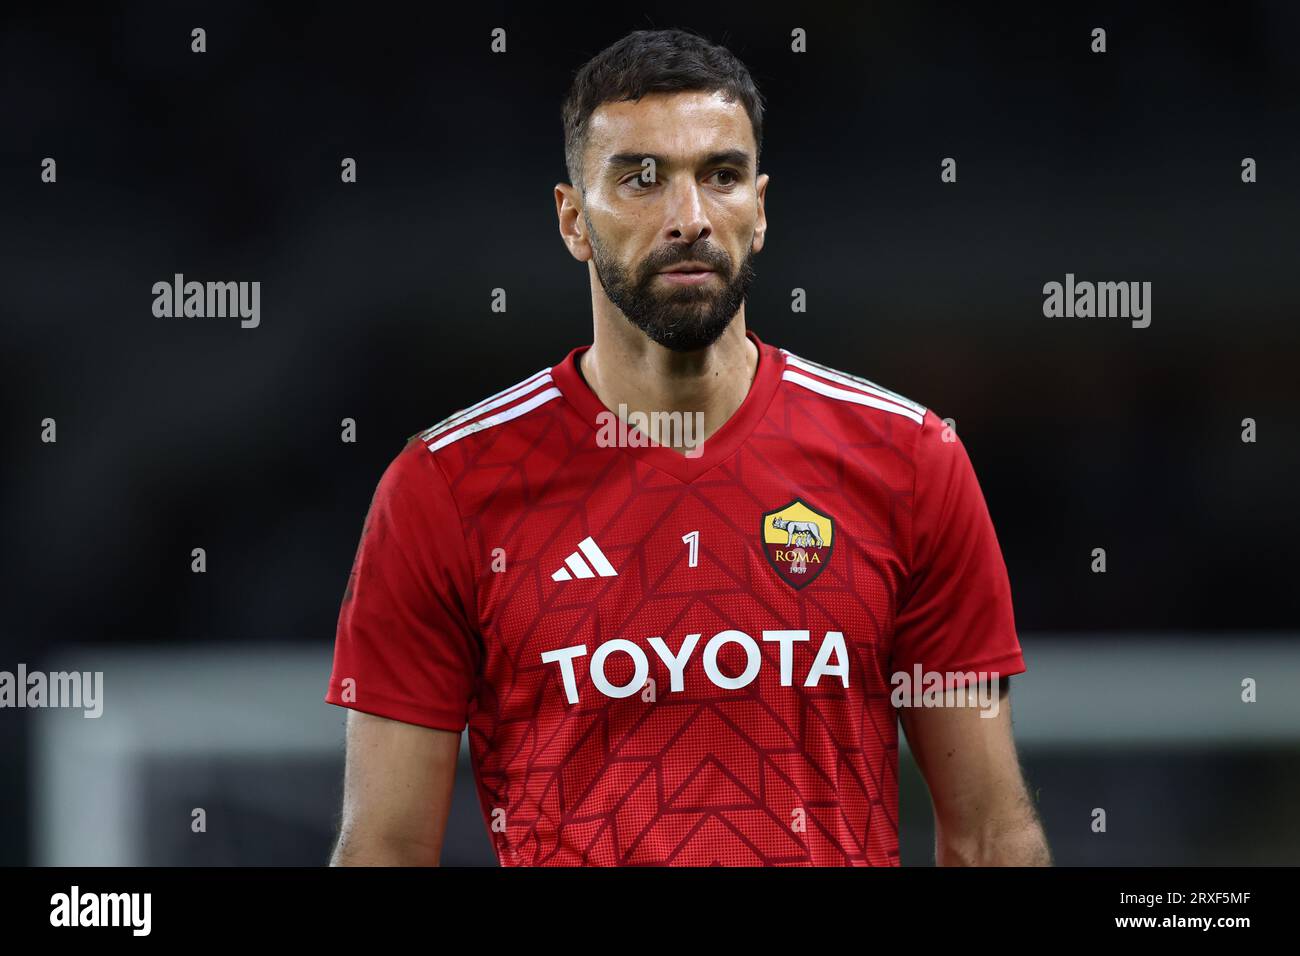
[761,498,835,589]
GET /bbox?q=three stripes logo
[551,536,618,582]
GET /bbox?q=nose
[665,177,711,246]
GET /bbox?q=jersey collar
[551,328,785,484]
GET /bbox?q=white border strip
[781,351,927,417]
[426,387,562,452]
[420,367,551,441]
[782,369,925,424]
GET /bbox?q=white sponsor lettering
[541,629,851,703]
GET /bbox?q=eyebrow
[604,149,753,174]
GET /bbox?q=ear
[752,172,769,254]
[555,183,592,262]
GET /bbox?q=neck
[579,311,759,455]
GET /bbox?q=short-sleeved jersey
[325,329,1025,866]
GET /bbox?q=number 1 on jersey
[682,530,699,568]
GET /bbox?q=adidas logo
[551,536,618,582]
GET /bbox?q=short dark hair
[561,29,765,192]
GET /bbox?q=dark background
[2,2,1298,865]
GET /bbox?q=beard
[586,215,756,352]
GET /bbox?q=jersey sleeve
[324,439,481,732]
[890,410,1025,685]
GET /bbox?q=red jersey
[325,329,1025,866]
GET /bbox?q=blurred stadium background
[3,2,1298,864]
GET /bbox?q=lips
[657,269,717,285]
[658,261,715,274]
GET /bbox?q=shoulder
[406,365,564,456]
[366,365,566,513]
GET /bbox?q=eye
[711,169,741,187]
[622,172,657,190]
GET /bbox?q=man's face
[578,90,767,352]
